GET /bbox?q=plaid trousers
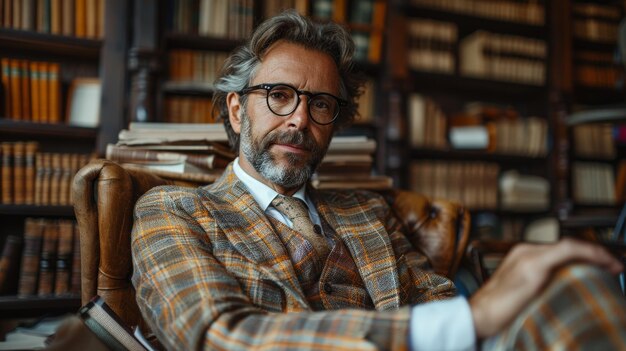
[483,264,626,350]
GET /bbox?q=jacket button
[323,282,333,294]
[313,224,322,234]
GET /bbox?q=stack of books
[312,136,393,190]
[108,122,234,183]
[499,170,550,211]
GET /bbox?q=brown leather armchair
[72,159,471,335]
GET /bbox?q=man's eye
[312,99,331,110]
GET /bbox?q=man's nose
[286,96,310,130]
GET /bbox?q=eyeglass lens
[266,85,338,124]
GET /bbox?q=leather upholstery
[72,159,471,329]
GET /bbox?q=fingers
[540,238,624,275]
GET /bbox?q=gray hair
[212,10,365,152]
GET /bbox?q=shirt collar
[233,157,310,211]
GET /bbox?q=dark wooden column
[128,0,161,123]
[549,0,574,218]
[97,0,131,155]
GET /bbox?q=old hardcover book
[12,141,25,204]
[34,153,44,205]
[18,218,45,297]
[37,220,59,296]
[40,153,52,205]
[75,0,86,37]
[70,222,81,295]
[58,153,72,205]
[39,61,49,123]
[24,142,38,204]
[29,61,41,122]
[9,59,22,120]
[19,60,31,121]
[0,235,24,295]
[79,296,149,351]
[1,142,12,204]
[1,58,11,118]
[50,0,62,34]
[48,63,61,123]
[49,153,62,205]
[61,0,74,35]
[54,220,74,296]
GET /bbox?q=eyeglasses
[238,83,348,125]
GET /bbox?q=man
[130,11,626,350]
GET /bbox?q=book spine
[50,0,61,34]
[1,142,12,204]
[9,59,22,120]
[29,61,40,122]
[48,63,60,123]
[41,153,52,205]
[12,141,25,204]
[61,0,74,36]
[70,221,81,295]
[59,153,71,205]
[1,58,11,118]
[34,153,43,205]
[39,62,49,123]
[50,153,62,205]
[19,60,31,121]
[75,0,86,37]
[37,219,59,296]
[24,142,38,204]
[54,219,74,295]
[0,235,24,294]
[18,218,44,297]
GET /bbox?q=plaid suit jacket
[131,164,456,350]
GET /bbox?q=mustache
[262,130,319,152]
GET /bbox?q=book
[19,60,31,121]
[105,144,233,171]
[311,174,393,190]
[29,61,41,122]
[1,58,11,118]
[66,78,101,127]
[62,0,74,35]
[12,141,25,204]
[78,296,151,351]
[1,142,12,204]
[37,219,59,296]
[449,126,489,150]
[0,235,23,295]
[54,220,74,296]
[9,59,21,120]
[18,218,45,297]
[70,222,81,295]
[48,63,61,123]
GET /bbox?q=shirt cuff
[410,296,476,351]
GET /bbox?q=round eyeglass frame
[238,83,348,125]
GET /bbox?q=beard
[239,108,329,189]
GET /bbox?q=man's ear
[227,92,242,134]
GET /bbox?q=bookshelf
[553,0,626,239]
[0,0,129,319]
[383,0,554,242]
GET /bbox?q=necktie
[271,195,329,258]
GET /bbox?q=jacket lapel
[313,189,401,311]
[205,166,309,309]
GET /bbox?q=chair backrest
[72,159,470,331]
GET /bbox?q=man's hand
[469,237,624,339]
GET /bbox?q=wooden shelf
[0,205,75,217]
[409,71,547,101]
[165,32,244,51]
[0,28,101,60]
[404,5,547,38]
[0,295,81,318]
[410,148,548,163]
[0,120,98,140]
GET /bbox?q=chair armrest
[383,190,471,278]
